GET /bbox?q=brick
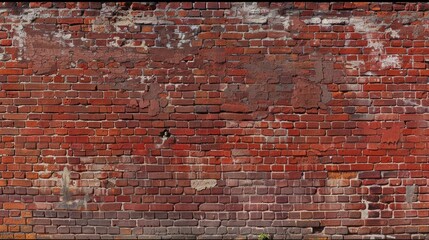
[358,171,381,179]
[0,69,22,75]
[99,203,121,211]
[3,202,25,210]
[57,18,84,24]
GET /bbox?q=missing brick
[313,226,325,234]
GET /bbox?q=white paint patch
[385,28,400,39]
[304,17,321,25]
[381,55,401,69]
[321,18,349,25]
[53,31,73,47]
[346,60,364,69]
[368,235,396,240]
[349,16,381,33]
[281,16,291,30]
[107,36,121,48]
[191,179,217,191]
[239,2,269,24]
[367,39,384,52]
[234,2,291,31]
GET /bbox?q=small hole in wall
[313,226,325,233]
[160,129,171,138]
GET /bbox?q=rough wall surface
[1,1,429,239]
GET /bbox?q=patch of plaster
[191,179,217,191]
[9,8,47,60]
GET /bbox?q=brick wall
[1,2,429,239]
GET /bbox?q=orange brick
[25,234,36,240]
[8,225,19,232]
[3,202,25,210]
[4,218,26,225]
[21,211,32,218]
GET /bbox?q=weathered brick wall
[1,1,429,239]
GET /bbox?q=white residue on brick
[385,28,400,39]
[349,16,381,33]
[381,55,401,69]
[367,39,384,52]
[107,36,121,47]
[53,31,73,47]
[321,17,349,25]
[233,2,291,30]
[303,17,321,25]
[346,60,365,69]
[10,8,51,60]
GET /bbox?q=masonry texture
[1,1,429,239]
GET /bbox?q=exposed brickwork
[1,1,429,239]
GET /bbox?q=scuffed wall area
[1,2,429,239]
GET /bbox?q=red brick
[57,18,84,24]
[99,203,121,211]
[198,32,220,39]
[358,171,381,179]
[0,69,22,75]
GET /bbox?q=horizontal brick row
[1,1,429,239]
